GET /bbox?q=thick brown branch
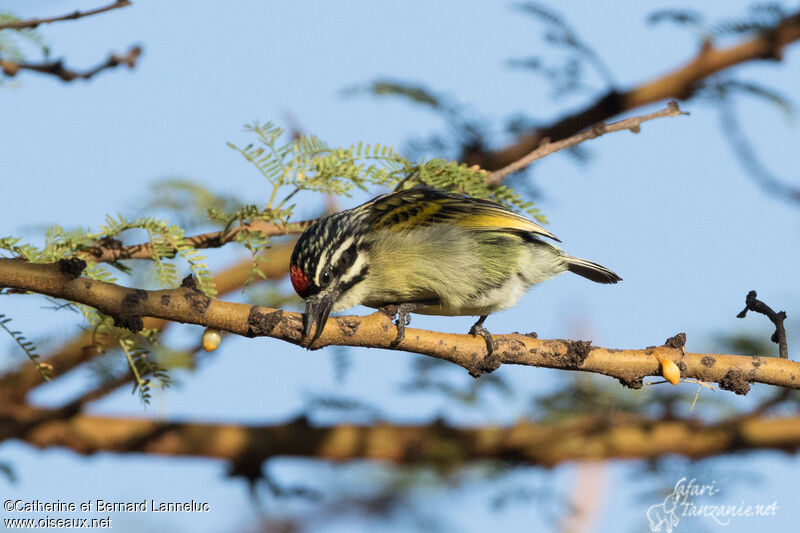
[0,243,294,402]
[486,102,688,184]
[2,258,799,393]
[6,410,800,467]
[83,219,311,263]
[0,1,131,30]
[1,45,141,82]
[467,12,800,171]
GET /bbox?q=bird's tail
[565,256,621,284]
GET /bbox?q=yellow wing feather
[365,188,559,242]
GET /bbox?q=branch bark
[0,243,293,403]
[486,101,688,184]
[466,11,800,171]
[2,258,798,393]
[82,219,310,263]
[0,1,131,30]
[1,45,141,82]
[5,408,800,467]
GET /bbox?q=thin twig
[486,101,688,184]
[82,218,312,263]
[1,45,141,82]
[0,1,131,31]
[737,290,789,359]
[467,11,800,171]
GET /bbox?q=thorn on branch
[591,122,607,135]
[565,339,592,367]
[113,289,148,332]
[466,351,501,379]
[58,258,87,280]
[113,315,143,333]
[737,290,789,359]
[180,274,197,290]
[618,375,644,389]
[718,368,751,396]
[664,332,686,351]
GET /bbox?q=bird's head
[290,212,369,346]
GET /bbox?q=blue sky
[2,1,800,531]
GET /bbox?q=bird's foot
[469,318,495,356]
[380,303,422,347]
[467,316,501,378]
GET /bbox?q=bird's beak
[301,292,337,347]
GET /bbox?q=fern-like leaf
[0,313,50,380]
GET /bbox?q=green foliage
[228,122,399,205]
[0,313,50,380]
[705,78,795,121]
[713,3,789,37]
[0,13,50,65]
[229,122,544,221]
[646,8,706,37]
[514,2,615,90]
[1,214,216,297]
[143,178,244,229]
[647,3,790,39]
[60,309,174,406]
[341,79,443,109]
[0,236,42,262]
[99,214,216,296]
[118,334,172,406]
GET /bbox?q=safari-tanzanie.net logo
[646,477,778,531]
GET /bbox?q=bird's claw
[469,321,495,356]
[381,303,420,347]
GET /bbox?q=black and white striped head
[290,211,370,345]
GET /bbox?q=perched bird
[290,186,620,351]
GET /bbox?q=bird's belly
[336,227,565,316]
[413,274,529,316]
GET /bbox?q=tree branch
[486,102,688,184]
[0,1,131,31]
[82,218,309,263]
[737,290,789,359]
[4,408,800,467]
[1,45,141,82]
[2,258,799,393]
[0,243,294,403]
[466,11,800,171]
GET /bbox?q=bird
[289,186,620,352]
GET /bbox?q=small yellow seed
[658,357,681,386]
[202,328,222,352]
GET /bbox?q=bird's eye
[320,267,332,287]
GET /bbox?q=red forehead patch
[290,265,311,296]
